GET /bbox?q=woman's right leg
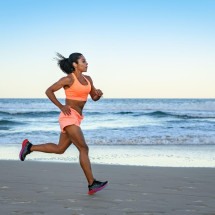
[64,125,108,194]
[64,124,94,185]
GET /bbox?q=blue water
[0,98,215,167]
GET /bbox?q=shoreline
[1,160,215,214]
[1,159,215,169]
[2,159,215,170]
[1,144,215,168]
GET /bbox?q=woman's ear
[72,62,77,69]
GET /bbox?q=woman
[19,52,108,195]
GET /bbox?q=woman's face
[75,55,88,72]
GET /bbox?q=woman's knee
[79,144,89,153]
[56,146,66,154]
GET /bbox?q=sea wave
[0,110,59,117]
[0,119,26,125]
[1,109,214,119]
[88,110,215,119]
[110,110,215,119]
[0,119,26,129]
[145,111,215,119]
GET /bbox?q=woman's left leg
[19,132,72,161]
[31,132,72,154]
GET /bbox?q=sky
[0,0,214,98]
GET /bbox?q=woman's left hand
[92,89,103,101]
[95,89,103,97]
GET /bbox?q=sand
[0,161,215,215]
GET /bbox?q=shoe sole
[19,139,29,161]
[88,183,108,195]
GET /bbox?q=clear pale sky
[0,0,214,98]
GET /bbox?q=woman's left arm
[85,76,103,101]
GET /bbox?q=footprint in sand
[0,186,9,189]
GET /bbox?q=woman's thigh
[64,125,88,151]
[58,132,72,151]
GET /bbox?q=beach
[1,161,215,215]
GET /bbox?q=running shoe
[88,179,108,195]
[19,139,32,161]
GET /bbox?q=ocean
[0,98,215,167]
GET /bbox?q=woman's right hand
[60,105,71,115]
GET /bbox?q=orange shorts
[58,108,84,133]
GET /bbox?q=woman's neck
[73,70,82,78]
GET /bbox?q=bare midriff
[66,99,86,116]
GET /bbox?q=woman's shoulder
[84,75,93,82]
[59,74,74,86]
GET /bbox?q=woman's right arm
[45,77,72,115]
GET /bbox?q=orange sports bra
[65,73,91,101]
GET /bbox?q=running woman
[19,52,108,195]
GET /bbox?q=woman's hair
[56,52,83,74]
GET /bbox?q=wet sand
[0,161,215,215]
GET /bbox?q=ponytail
[55,52,83,74]
[56,53,73,74]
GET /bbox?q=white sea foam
[1,144,215,167]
